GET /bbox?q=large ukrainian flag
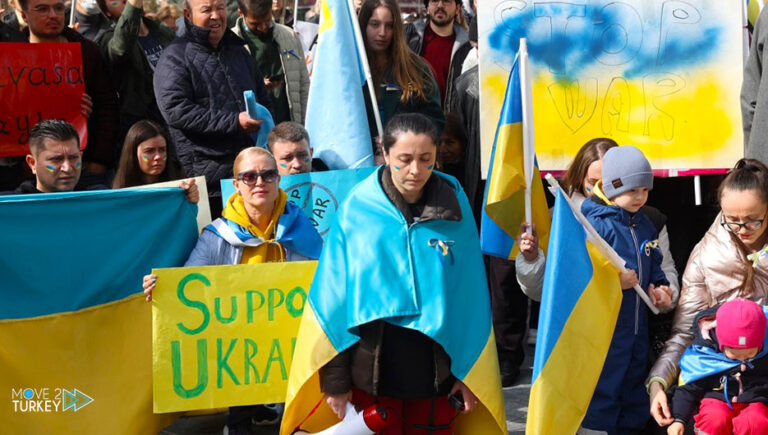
[481,43,550,260]
[305,0,373,169]
[526,188,622,434]
[0,188,199,434]
[280,170,506,435]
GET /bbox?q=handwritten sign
[221,167,376,237]
[478,0,744,174]
[152,262,317,412]
[0,43,88,156]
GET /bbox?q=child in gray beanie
[578,145,674,434]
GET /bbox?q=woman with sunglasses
[283,114,505,434]
[143,147,322,433]
[648,158,768,429]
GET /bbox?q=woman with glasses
[648,158,768,429]
[143,147,322,434]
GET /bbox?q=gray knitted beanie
[601,145,653,199]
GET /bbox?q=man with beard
[404,0,468,107]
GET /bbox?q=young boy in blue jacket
[580,145,674,434]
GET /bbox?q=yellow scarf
[592,180,615,206]
[222,190,288,264]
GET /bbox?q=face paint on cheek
[393,165,401,172]
[162,154,167,161]
[279,163,288,169]
[427,164,434,171]
[585,187,592,193]
[45,165,55,173]
[141,155,150,162]
[304,158,311,164]
[75,161,82,169]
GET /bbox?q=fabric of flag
[0,188,199,433]
[305,0,373,169]
[748,0,765,28]
[480,52,550,260]
[280,169,507,434]
[526,189,622,435]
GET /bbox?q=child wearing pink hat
[668,299,768,435]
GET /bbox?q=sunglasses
[236,169,279,185]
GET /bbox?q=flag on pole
[480,40,551,259]
[305,0,373,169]
[526,186,622,435]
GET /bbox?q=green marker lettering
[176,273,211,335]
[171,339,208,398]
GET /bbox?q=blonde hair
[156,3,181,21]
[233,147,278,177]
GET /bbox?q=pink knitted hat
[716,298,767,351]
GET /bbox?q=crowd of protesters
[5,0,768,433]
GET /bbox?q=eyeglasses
[720,215,767,233]
[236,169,278,185]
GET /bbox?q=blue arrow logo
[62,388,93,411]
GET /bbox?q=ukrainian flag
[0,188,199,434]
[305,0,373,169]
[280,170,506,435]
[748,0,765,28]
[481,44,550,260]
[526,188,622,434]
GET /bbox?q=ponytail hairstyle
[718,158,768,296]
[562,138,618,196]
[382,113,439,154]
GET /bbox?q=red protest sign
[0,42,88,156]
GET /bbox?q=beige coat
[646,213,768,390]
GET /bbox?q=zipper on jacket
[216,51,244,108]
[629,220,642,335]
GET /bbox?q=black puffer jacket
[153,19,272,198]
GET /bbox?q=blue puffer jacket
[582,193,668,292]
[153,19,272,199]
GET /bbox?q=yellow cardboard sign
[152,261,317,413]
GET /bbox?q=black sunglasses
[236,169,279,185]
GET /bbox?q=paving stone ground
[160,345,536,435]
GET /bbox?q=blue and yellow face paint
[75,161,82,168]
[141,155,150,163]
[427,164,434,171]
[280,163,288,169]
[45,165,55,173]
[393,165,401,172]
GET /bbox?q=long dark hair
[358,0,433,104]
[718,158,768,296]
[562,138,618,196]
[112,120,184,189]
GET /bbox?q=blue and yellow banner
[305,0,373,169]
[526,189,621,435]
[481,51,550,260]
[0,188,199,434]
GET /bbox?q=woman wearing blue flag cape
[144,146,323,434]
[280,114,506,434]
